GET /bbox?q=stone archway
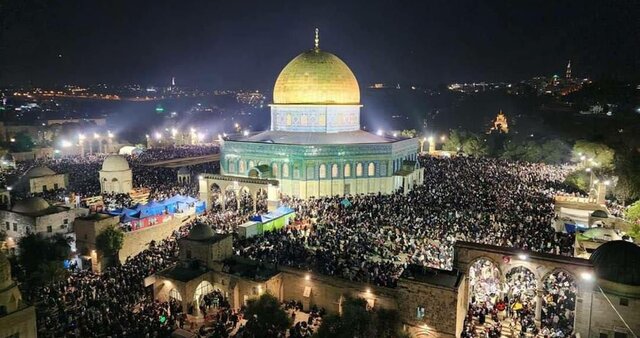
[541,269,577,336]
[193,280,214,316]
[255,188,268,214]
[209,183,222,212]
[198,174,280,213]
[505,265,539,328]
[170,288,183,303]
[468,257,503,306]
[238,186,253,213]
[224,185,238,211]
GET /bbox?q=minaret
[565,60,572,79]
[314,28,319,50]
[171,76,176,87]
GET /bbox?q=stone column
[252,191,257,213]
[535,289,543,323]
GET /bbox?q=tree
[9,131,35,152]
[18,233,71,288]
[463,134,488,156]
[625,200,640,225]
[442,130,464,152]
[400,129,417,138]
[96,225,124,258]
[243,293,291,337]
[564,171,589,192]
[572,140,615,170]
[315,297,408,338]
[540,139,571,164]
[628,223,640,240]
[614,152,640,202]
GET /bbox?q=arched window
[301,115,308,126]
[286,114,292,126]
[272,163,279,177]
[368,162,375,177]
[319,164,327,179]
[356,163,363,177]
[248,160,255,169]
[343,163,351,177]
[282,164,289,178]
[332,164,339,178]
[239,160,246,173]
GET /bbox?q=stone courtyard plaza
[213,30,423,199]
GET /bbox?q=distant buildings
[488,110,509,134]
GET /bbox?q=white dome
[12,197,50,214]
[25,166,55,178]
[102,155,130,172]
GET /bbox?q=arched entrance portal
[209,183,222,212]
[505,266,538,332]
[193,281,214,316]
[542,270,576,336]
[468,258,502,307]
[239,186,253,213]
[224,186,238,211]
[255,188,268,214]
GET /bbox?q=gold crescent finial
[314,28,319,49]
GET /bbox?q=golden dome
[273,48,360,105]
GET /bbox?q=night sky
[1,0,638,88]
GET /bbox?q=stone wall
[118,215,189,262]
[278,267,398,314]
[0,305,37,338]
[29,174,66,193]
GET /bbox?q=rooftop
[222,257,279,281]
[401,264,463,288]
[181,232,231,244]
[158,265,209,283]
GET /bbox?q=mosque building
[216,30,422,199]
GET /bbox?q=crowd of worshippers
[30,224,191,337]
[233,157,577,288]
[0,146,219,212]
[21,155,587,337]
[131,145,220,163]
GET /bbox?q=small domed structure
[11,197,50,214]
[590,240,640,286]
[99,155,133,194]
[101,155,130,172]
[25,166,56,178]
[188,223,214,240]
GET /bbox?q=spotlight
[580,272,593,281]
[517,254,528,260]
